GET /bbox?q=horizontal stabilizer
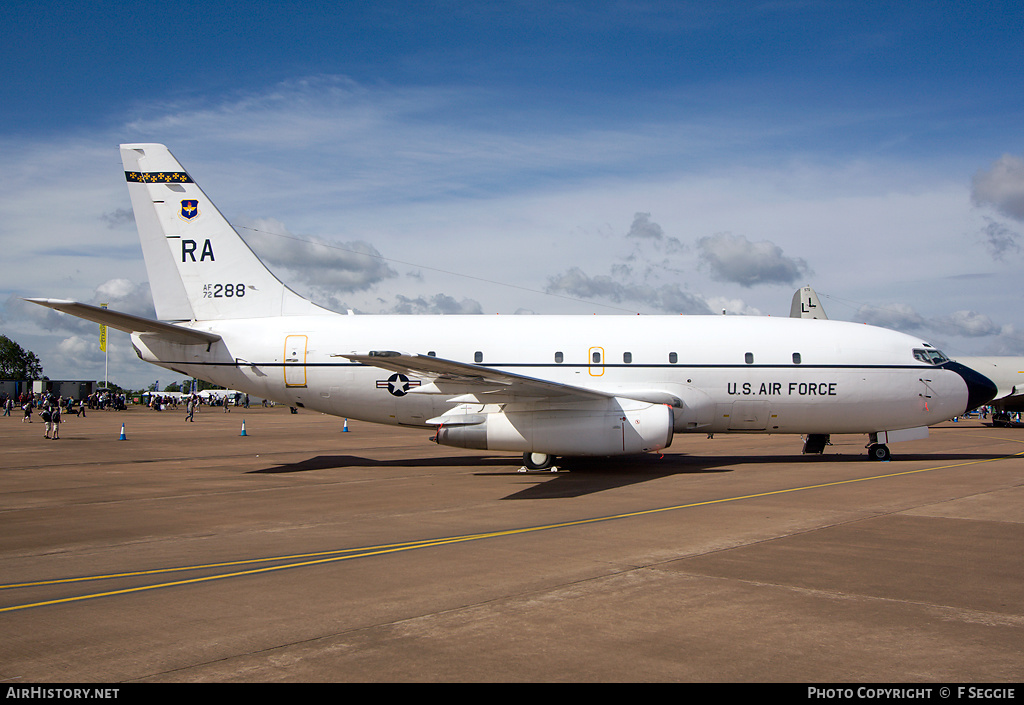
[25,299,221,346]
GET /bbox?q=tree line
[2,334,225,396]
[0,334,43,380]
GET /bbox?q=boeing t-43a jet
[28,145,997,465]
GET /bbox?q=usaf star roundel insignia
[376,373,421,397]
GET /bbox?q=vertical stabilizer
[790,286,828,320]
[120,144,331,321]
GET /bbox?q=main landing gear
[805,433,890,460]
[521,452,558,471]
[802,434,831,454]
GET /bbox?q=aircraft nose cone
[942,361,998,414]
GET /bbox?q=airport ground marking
[3,446,1022,613]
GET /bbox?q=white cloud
[101,208,134,229]
[972,154,1024,221]
[696,232,811,287]
[931,310,1000,338]
[390,294,483,315]
[236,217,397,295]
[544,266,713,314]
[978,217,1021,261]
[54,335,106,367]
[854,303,925,331]
[626,212,665,240]
[851,303,1024,355]
[543,211,717,314]
[986,324,1024,355]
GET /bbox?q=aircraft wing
[25,299,221,346]
[340,351,615,402]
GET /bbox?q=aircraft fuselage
[133,313,975,436]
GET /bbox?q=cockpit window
[913,348,949,365]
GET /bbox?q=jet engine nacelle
[432,400,674,457]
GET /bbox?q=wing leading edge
[340,351,616,403]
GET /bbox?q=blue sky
[2,1,1024,389]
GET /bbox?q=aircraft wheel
[523,452,556,470]
[868,443,891,461]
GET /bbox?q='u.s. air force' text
[728,381,838,396]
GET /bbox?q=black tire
[869,443,891,461]
[523,452,556,470]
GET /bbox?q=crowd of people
[958,405,1022,425]
[0,390,109,439]
[147,392,251,413]
[1,388,265,439]
[2,390,134,432]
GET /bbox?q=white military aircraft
[28,145,996,466]
[953,357,1024,426]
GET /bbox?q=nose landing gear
[867,443,891,461]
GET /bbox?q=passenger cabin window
[554,351,563,363]
[792,353,802,364]
[474,351,483,363]
[913,348,949,365]
[623,352,632,364]
[744,352,754,364]
[669,352,678,364]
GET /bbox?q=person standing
[41,405,52,438]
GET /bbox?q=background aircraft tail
[790,285,828,319]
[120,144,331,321]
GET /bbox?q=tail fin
[789,285,828,320]
[120,144,331,321]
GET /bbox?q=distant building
[26,380,98,399]
[0,379,27,398]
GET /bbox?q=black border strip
[125,171,194,184]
